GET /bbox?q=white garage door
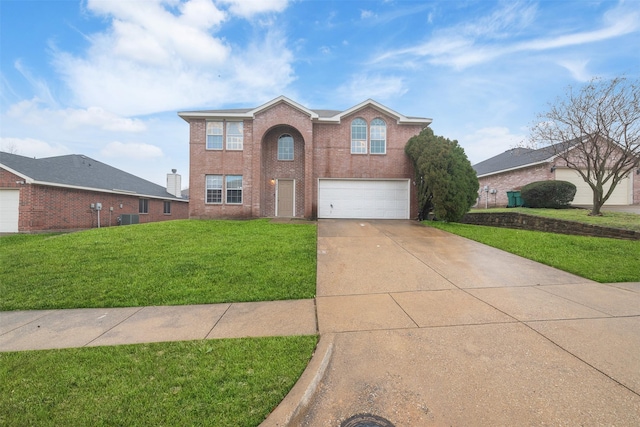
[0,189,20,232]
[318,179,410,219]
[556,169,631,205]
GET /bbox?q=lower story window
[226,175,243,204]
[206,175,222,204]
[139,198,149,214]
[163,201,171,214]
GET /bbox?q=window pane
[206,122,223,150]
[163,201,171,214]
[351,118,367,154]
[370,118,386,154]
[139,199,148,214]
[205,175,222,204]
[226,175,243,204]
[278,134,294,160]
[226,122,243,150]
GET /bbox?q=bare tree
[530,77,640,215]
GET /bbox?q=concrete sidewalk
[264,220,640,426]
[0,299,316,351]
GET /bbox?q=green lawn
[471,207,640,232]
[0,219,317,311]
[426,221,640,283]
[0,336,318,427]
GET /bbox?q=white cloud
[557,59,592,82]
[100,141,163,159]
[459,127,526,165]
[372,1,639,71]
[361,10,375,19]
[337,74,407,103]
[51,0,294,116]
[6,98,146,132]
[218,0,289,18]
[0,137,70,158]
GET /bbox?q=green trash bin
[506,191,516,208]
[514,191,523,207]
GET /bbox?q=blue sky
[1,0,639,186]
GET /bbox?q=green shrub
[521,180,577,208]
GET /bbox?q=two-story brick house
[179,96,432,219]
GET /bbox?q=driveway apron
[299,219,640,426]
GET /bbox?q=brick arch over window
[261,125,306,217]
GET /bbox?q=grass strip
[0,219,317,311]
[426,221,640,283]
[0,336,318,427]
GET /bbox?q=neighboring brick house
[179,96,432,219]
[0,152,188,233]
[473,145,640,208]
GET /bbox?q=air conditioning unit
[119,214,139,225]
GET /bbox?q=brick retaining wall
[461,212,640,240]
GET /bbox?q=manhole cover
[340,413,395,427]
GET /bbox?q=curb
[260,334,335,426]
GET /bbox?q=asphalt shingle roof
[0,151,182,200]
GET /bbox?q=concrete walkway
[2,219,640,426]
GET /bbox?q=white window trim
[226,122,244,151]
[225,175,243,204]
[277,134,294,161]
[205,175,223,204]
[370,118,387,155]
[351,118,368,154]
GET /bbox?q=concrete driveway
[289,220,640,426]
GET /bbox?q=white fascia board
[177,111,253,121]
[326,99,432,126]
[0,164,34,183]
[250,96,319,119]
[26,180,187,202]
[476,160,551,178]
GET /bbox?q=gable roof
[473,140,582,177]
[178,96,432,126]
[0,151,185,201]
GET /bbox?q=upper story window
[370,118,387,154]
[278,134,294,161]
[226,122,243,150]
[206,121,223,150]
[351,118,367,154]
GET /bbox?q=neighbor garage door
[0,189,20,232]
[556,169,631,205]
[318,179,410,219]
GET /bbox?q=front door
[276,179,295,217]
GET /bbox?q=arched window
[351,118,367,154]
[278,134,294,160]
[370,118,386,154]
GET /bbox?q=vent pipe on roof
[167,170,182,198]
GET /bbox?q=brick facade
[1,167,188,233]
[477,162,640,208]
[183,98,429,219]
[477,164,552,208]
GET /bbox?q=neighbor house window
[139,198,149,214]
[226,175,243,204]
[163,201,171,214]
[351,118,367,154]
[206,121,223,150]
[205,175,223,204]
[278,134,294,160]
[370,118,387,154]
[226,122,243,150]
